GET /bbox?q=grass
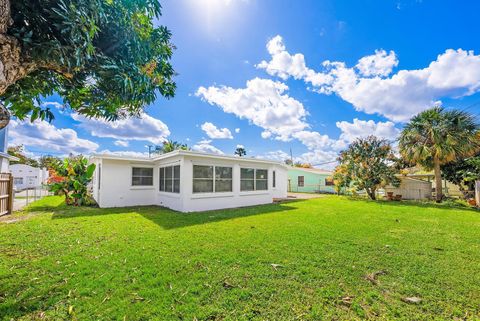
[1,196,479,320]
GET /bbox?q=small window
[132,167,153,186]
[193,165,214,193]
[325,177,334,186]
[256,169,268,191]
[240,168,255,191]
[193,165,233,193]
[159,165,180,193]
[273,170,276,188]
[241,168,268,191]
[298,176,304,187]
[215,166,232,192]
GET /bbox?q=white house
[10,164,49,190]
[90,150,288,212]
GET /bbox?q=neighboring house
[287,167,335,193]
[384,176,432,200]
[0,128,18,172]
[10,164,49,190]
[90,150,288,212]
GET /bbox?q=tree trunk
[433,157,443,203]
[366,187,376,200]
[0,0,36,129]
[475,180,480,207]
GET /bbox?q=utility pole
[290,148,293,165]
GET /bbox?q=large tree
[7,144,39,167]
[0,0,175,128]
[335,136,399,200]
[441,153,480,199]
[399,107,479,202]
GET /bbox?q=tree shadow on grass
[344,196,479,213]
[50,200,302,230]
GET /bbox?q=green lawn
[1,196,479,320]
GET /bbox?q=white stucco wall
[92,152,288,212]
[95,159,157,208]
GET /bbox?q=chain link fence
[13,186,52,211]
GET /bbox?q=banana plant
[50,156,96,206]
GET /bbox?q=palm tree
[161,140,189,153]
[399,107,480,202]
[234,147,246,157]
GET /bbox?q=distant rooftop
[288,166,332,175]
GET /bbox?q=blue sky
[10,0,480,168]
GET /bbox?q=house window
[193,165,214,193]
[273,170,276,188]
[215,166,232,192]
[193,165,233,193]
[256,169,268,190]
[241,168,268,191]
[14,177,23,185]
[298,176,304,187]
[159,165,180,193]
[132,167,153,186]
[325,177,334,186]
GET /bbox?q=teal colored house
[287,167,335,193]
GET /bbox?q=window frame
[131,166,154,187]
[325,177,334,186]
[159,164,180,193]
[240,168,269,192]
[298,175,305,187]
[192,164,233,194]
[273,170,276,188]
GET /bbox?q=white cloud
[9,120,99,155]
[72,113,170,144]
[196,78,309,141]
[235,128,240,133]
[336,118,400,143]
[236,144,244,149]
[355,49,398,77]
[292,130,335,150]
[114,140,129,147]
[256,150,290,162]
[258,35,480,122]
[261,131,272,139]
[257,35,332,87]
[192,139,224,155]
[201,122,233,139]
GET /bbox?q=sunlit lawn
[1,196,479,320]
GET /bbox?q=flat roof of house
[0,152,19,162]
[91,150,287,167]
[287,166,332,175]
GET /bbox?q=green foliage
[1,196,480,320]
[399,107,479,201]
[49,155,96,206]
[38,155,62,170]
[336,136,399,200]
[161,139,189,153]
[7,144,39,167]
[399,107,479,169]
[441,154,480,198]
[234,146,246,157]
[3,0,176,122]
